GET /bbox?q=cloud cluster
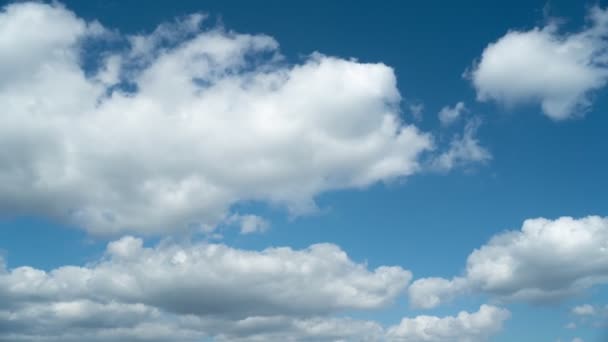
[0,2,434,235]
[567,303,608,331]
[470,7,608,120]
[0,238,509,341]
[409,216,608,308]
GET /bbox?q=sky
[0,0,607,341]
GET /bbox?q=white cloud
[438,101,466,126]
[572,338,584,342]
[0,238,510,341]
[469,7,608,120]
[572,304,596,316]
[212,316,386,342]
[431,118,491,171]
[225,214,270,234]
[386,305,510,342]
[0,302,509,342]
[0,2,434,235]
[408,277,469,309]
[0,236,411,317]
[0,302,385,342]
[409,216,608,308]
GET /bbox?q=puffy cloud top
[470,7,608,120]
[0,236,411,317]
[410,216,608,308]
[0,238,511,341]
[0,2,433,235]
[387,305,510,342]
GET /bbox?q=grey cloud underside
[0,238,508,342]
[0,237,400,341]
[409,216,608,309]
[0,237,411,317]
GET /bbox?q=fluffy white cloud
[438,101,466,126]
[386,305,510,342]
[409,216,608,308]
[0,237,411,317]
[0,2,434,235]
[432,119,491,171]
[0,239,510,342]
[469,7,608,120]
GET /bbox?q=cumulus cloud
[408,277,469,309]
[212,316,385,342]
[0,303,385,342]
[431,118,491,171]
[409,216,608,308]
[0,237,411,317]
[0,2,434,235]
[0,238,510,341]
[386,305,510,342]
[438,101,467,126]
[0,302,509,342]
[469,6,608,120]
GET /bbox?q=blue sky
[0,1,607,341]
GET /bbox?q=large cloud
[0,2,435,235]
[0,303,508,342]
[409,216,608,309]
[2,238,511,340]
[0,239,510,342]
[469,7,608,120]
[0,236,411,317]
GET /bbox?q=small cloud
[226,213,270,234]
[408,102,424,121]
[572,304,596,316]
[431,118,491,172]
[438,101,467,126]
